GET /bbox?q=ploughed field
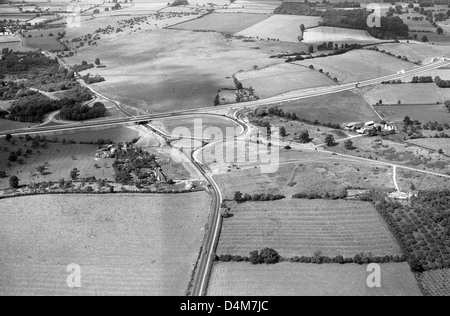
[0,192,211,295]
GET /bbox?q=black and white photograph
[0,0,450,299]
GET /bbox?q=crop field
[399,13,437,33]
[418,269,450,296]
[374,104,450,124]
[396,168,450,192]
[23,28,66,51]
[302,26,381,44]
[294,50,416,84]
[364,84,443,105]
[0,14,36,22]
[216,0,281,14]
[0,139,115,189]
[169,13,270,34]
[372,43,450,64]
[0,4,21,13]
[0,192,211,295]
[441,88,450,101]
[235,15,322,43]
[28,15,59,25]
[0,35,20,43]
[65,29,292,113]
[274,90,380,124]
[213,151,396,198]
[208,262,421,296]
[216,199,402,258]
[235,63,336,98]
[0,41,32,52]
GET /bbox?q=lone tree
[9,176,19,189]
[300,24,305,32]
[308,45,314,54]
[234,191,243,203]
[325,134,336,147]
[297,130,311,143]
[214,93,220,106]
[280,126,287,137]
[260,248,280,264]
[437,27,444,35]
[70,168,80,180]
[0,170,6,178]
[95,58,101,66]
[344,139,354,150]
[5,134,12,142]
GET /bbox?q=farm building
[389,191,419,200]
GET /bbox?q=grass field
[329,136,450,172]
[302,26,381,44]
[53,127,140,144]
[23,28,66,51]
[156,114,242,139]
[0,139,115,189]
[294,50,416,83]
[214,151,396,198]
[208,262,421,296]
[396,168,450,192]
[216,199,402,258]
[235,63,336,98]
[0,119,37,132]
[169,13,269,34]
[235,15,322,43]
[407,138,450,154]
[373,43,450,63]
[0,192,211,295]
[364,83,444,105]
[274,90,380,124]
[374,104,450,124]
[65,29,294,113]
[418,269,450,296]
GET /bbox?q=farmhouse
[389,191,420,200]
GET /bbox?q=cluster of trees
[72,61,95,73]
[412,76,434,83]
[216,248,280,264]
[113,145,161,185]
[82,74,105,84]
[0,51,58,74]
[8,88,93,122]
[0,51,77,99]
[254,107,341,130]
[375,190,450,272]
[60,102,107,121]
[293,189,348,200]
[249,249,280,265]
[234,191,285,203]
[294,131,312,144]
[435,76,450,88]
[289,253,405,264]
[170,0,189,6]
[320,9,409,39]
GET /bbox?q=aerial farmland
[1,0,450,299]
